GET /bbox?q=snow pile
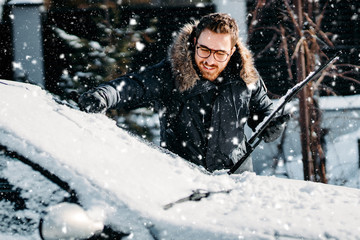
[8,0,43,5]
[1,79,360,239]
[0,0,6,22]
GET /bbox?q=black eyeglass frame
[195,44,231,62]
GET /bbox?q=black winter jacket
[93,22,273,173]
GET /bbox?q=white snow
[320,94,360,110]
[1,79,360,239]
[0,0,6,22]
[8,0,43,5]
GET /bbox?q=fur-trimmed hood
[168,21,259,92]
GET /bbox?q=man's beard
[198,61,221,81]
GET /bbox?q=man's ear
[230,46,236,56]
[194,37,197,45]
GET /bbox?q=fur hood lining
[168,22,259,92]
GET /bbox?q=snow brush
[228,51,342,175]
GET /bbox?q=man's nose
[205,53,216,65]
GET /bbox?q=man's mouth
[203,63,216,71]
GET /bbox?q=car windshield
[2,80,360,240]
[0,152,68,238]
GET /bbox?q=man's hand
[261,113,290,143]
[78,90,108,113]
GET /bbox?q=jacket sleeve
[247,77,274,131]
[93,59,172,110]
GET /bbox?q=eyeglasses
[196,44,231,62]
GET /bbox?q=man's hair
[195,13,239,47]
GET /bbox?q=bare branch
[313,70,328,89]
[280,25,293,79]
[304,13,334,48]
[319,85,337,96]
[336,64,360,69]
[254,33,278,58]
[283,0,302,37]
[315,1,329,28]
[340,70,360,75]
[291,37,305,61]
[336,74,360,85]
[251,26,281,34]
[303,40,313,73]
[248,0,267,36]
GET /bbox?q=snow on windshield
[1,79,360,239]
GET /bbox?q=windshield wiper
[163,189,232,210]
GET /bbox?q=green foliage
[51,6,160,142]
[54,11,156,97]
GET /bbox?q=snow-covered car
[1,79,360,240]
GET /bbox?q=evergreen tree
[48,3,160,142]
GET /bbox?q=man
[79,13,286,173]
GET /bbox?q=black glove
[261,113,290,143]
[78,89,108,113]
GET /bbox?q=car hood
[1,79,360,239]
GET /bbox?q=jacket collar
[168,21,260,92]
[181,79,217,100]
